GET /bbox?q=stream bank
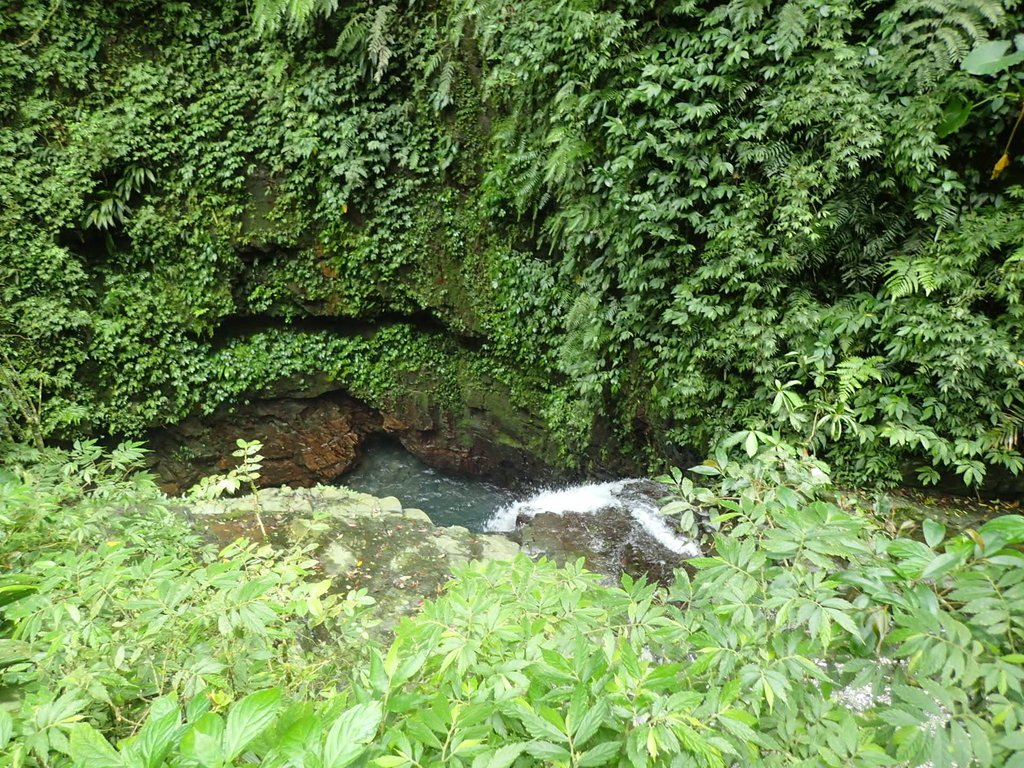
[184,485,520,636]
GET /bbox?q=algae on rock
[185,485,519,634]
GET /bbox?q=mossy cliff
[5,0,1024,489]
[0,0,584,479]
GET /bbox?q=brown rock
[148,394,380,493]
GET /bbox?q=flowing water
[341,438,700,560]
[486,479,701,557]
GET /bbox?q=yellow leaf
[646,727,659,759]
[992,153,1011,180]
[763,678,775,712]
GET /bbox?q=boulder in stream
[488,479,701,586]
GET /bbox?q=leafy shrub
[0,443,377,767]
[7,442,1023,768]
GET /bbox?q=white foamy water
[486,479,701,557]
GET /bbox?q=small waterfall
[486,479,701,558]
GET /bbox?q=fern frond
[431,60,456,111]
[768,2,808,60]
[368,4,395,83]
[835,356,885,403]
[724,0,772,31]
[884,255,943,298]
[423,49,445,79]
[333,12,368,55]
[251,0,323,35]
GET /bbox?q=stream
[341,438,700,580]
[340,437,517,529]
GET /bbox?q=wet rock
[376,496,403,513]
[517,509,686,585]
[505,479,699,586]
[148,394,380,493]
[324,542,357,574]
[476,534,520,561]
[381,370,564,485]
[183,485,520,635]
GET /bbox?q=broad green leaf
[0,575,38,608]
[965,717,993,768]
[367,648,390,694]
[130,698,182,768]
[936,97,971,138]
[578,740,621,767]
[923,519,946,548]
[276,712,321,762]
[1001,730,1024,750]
[179,713,225,768]
[323,702,382,768]
[510,702,566,743]
[774,486,800,509]
[887,538,934,578]
[963,41,1024,75]
[0,639,33,667]
[980,515,1024,545]
[572,700,608,748]
[0,710,11,750]
[186,694,211,724]
[484,743,526,768]
[70,724,122,768]
[921,551,964,579]
[690,464,721,477]
[224,688,281,760]
[523,741,571,761]
[717,710,764,746]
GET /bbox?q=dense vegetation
[6,3,1024,764]
[2,442,1024,767]
[3,0,1024,487]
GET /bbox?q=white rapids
[485,479,701,558]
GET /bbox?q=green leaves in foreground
[69,693,386,768]
[67,515,1024,768]
[10,443,1024,768]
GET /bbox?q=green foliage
[190,439,268,536]
[6,0,1024,486]
[1,0,574,461]
[465,0,1024,485]
[6,441,1024,767]
[655,440,1024,767]
[0,444,377,767]
[189,440,266,503]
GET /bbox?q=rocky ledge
[183,485,519,633]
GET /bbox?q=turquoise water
[339,438,518,531]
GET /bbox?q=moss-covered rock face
[11,0,1022,490]
[0,0,584,473]
[186,485,520,634]
[147,345,570,492]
